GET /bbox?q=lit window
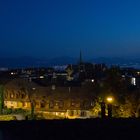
[81,111,86,117]
[10,94,14,98]
[69,110,74,116]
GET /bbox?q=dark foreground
[1,119,140,140]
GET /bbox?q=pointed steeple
[78,50,85,73]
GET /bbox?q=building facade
[3,79,95,119]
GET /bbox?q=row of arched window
[4,90,28,99]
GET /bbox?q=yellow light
[61,113,65,116]
[106,97,113,103]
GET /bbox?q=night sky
[1,0,140,59]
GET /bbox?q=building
[3,78,96,119]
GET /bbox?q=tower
[79,50,85,73]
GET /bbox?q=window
[58,101,64,109]
[83,101,90,108]
[71,100,75,107]
[21,94,25,99]
[10,93,14,98]
[49,101,54,109]
[15,93,19,98]
[40,100,46,108]
[35,102,40,106]
[55,102,59,106]
[71,100,80,108]
[81,111,86,117]
[69,110,74,116]
[23,102,26,107]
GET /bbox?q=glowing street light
[106,97,113,103]
[106,96,114,118]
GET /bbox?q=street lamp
[106,96,114,118]
[106,97,113,103]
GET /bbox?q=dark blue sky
[1,0,140,59]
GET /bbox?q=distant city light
[0,68,8,72]
[32,88,36,90]
[131,77,136,86]
[137,72,140,75]
[39,76,44,79]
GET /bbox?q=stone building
[3,78,96,119]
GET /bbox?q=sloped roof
[4,78,41,90]
[4,78,96,100]
[46,86,95,100]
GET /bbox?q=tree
[0,85,4,114]
[31,101,35,119]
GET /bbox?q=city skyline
[1,0,140,58]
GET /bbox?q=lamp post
[31,101,35,120]
[106,97,114,118]
[28,87,36,120]
[101,101,106,118]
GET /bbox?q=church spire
[79,50,85,73]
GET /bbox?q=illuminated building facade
[3,79,95,119]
